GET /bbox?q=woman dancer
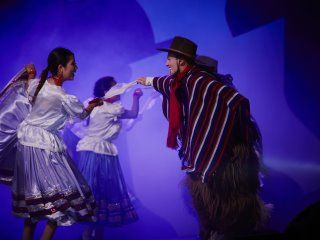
[76,76,142,240]
[13,47,101,240]
[0,64,36,185]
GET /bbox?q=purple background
[1,0,319,239]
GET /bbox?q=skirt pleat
[12,143,96,226]
[78,151,138,226]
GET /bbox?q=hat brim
[157,48,195,60]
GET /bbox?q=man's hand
[137,77,147,85]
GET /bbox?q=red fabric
[167,66,192,149]
[53,76,63,86]
[103,96,118,103]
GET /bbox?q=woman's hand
[86,98,103,113]
[133,88,143,98]
[25,64,36,80]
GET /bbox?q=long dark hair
[93,76,116,98]
[32,47,74,103]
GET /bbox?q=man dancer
[137,36,267,239]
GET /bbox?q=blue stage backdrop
[1,0,319,239]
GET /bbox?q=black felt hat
[195,55,218,73]
[157,36,197,60]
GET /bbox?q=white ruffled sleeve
[26,78,40,98]
[106,102,125,116]
[62,94,88,119]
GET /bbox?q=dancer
[195,55,263,155]
[76,76,142,240]
[0,64,36,185]
[13,47,101,240]
[137,36,268,239]
[195,55,234,88]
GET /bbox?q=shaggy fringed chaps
[186,143,269,235]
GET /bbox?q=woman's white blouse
[76,101,124,156]
[17,80,87,152]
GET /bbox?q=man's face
[166,55,179,75]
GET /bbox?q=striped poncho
[152,67,251,182]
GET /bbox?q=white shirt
[76,101,124,156]
[17,80,87,152]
